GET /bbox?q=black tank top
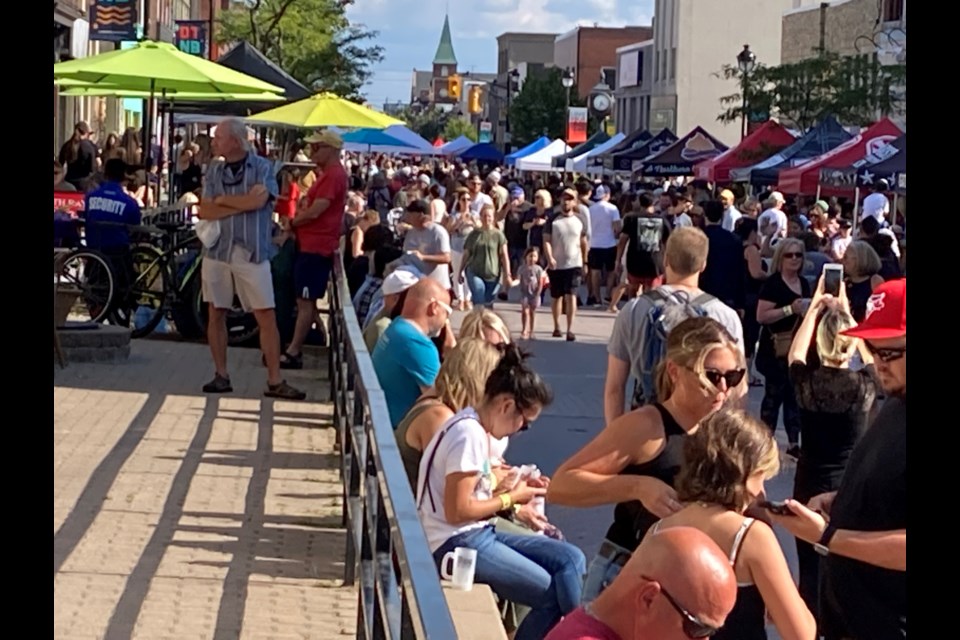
[846,278,873,322]
[604,403,687,551]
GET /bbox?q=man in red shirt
[280,129,348,368]
[545,527,736,640]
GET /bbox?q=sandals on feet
[265,380,306,400]
[552,329,562,338]
[279,352,303,370]
[202,374,233,394]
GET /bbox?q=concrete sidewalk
[54,340,357,639]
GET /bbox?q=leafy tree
[509,68,586,146]
[394,106,445,141]
[716,51,906,131]
[217,0,384,101]
[443,117,478,143]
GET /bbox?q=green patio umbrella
[53,40,284,168]
[59,87,285,102]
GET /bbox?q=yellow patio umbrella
[246,92,404,129]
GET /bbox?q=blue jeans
[434,525,586,640]
[465,270,501,307]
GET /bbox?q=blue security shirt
[371,317,441,428]
[83,181,142,250]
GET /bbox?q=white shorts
[201,244,274,311]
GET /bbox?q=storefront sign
[89,0,138,42]
[567,107,588,144]
[175,20,208,57]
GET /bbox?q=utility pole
[208,0,216,60]
[819,2,828,56]
[141,0,153,172]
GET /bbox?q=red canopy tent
[432,136,445,147]
[777,118,903,195]
[694,121,795,183]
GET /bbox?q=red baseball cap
[841,278,906,340]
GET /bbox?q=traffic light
[468,85,483,114]
[447,74,462,99]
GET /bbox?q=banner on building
[89,0,138,42]
[175,20,208,58]
[479,121,492,144]
[567,107,588,144]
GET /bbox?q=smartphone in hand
[758,500,795,516]
[823,263,843,297]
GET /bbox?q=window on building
[654,50,660,82]
[669,47,676,80]
[602,67,617,90]
[661,52,668,81]
[441,66,449,77]
[883,0,904,22]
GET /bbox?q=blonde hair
[655,317,745,403]
[534,189,553,208]
[844,240,881,278]
[459,308,512,344]
[434,338,502,411]
[361,209,380,224]
[769,237,805,274]
[816,307,858,364]
[676,408,780,512]
[664,227,709,277]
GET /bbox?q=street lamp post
[737,44,757,140]
[562,68,575,140]
[504,68,520,153]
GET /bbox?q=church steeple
[432,14,457,66]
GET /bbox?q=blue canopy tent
[570,133,625,172]
[505,136,551,166]
[439,135,475,156]
[382,124,443,156]
[460,143,505,163]
[342,128,417,154]
[729,115,851,185]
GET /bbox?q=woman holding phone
[786,275,877,623]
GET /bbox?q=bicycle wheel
[112,244,170,339]
[55,250,115,324]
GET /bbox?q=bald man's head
[401,278,451,337]
[600,526,737,640]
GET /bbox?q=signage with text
[175,20,208,57]
[567,107,588,144]
[89,0,138,42]
[54,192,86,217]
[479,121,492,144]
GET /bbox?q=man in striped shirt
[197,118,305,400]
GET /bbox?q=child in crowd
[514,246,547,340]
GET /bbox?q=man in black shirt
[499,185,532,283]
[615,193,671,295]
[57,121,98,190]
[699,199,745,310]
[772,278,906,640]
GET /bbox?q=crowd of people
[56,118,906,640]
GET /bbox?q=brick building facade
[782,0,906,64]
[554,26,654,101]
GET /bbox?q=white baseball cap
[381,269,421,296]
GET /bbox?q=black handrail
[329,253,458,640]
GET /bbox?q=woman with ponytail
[549,317,747,603]
[417,343,586,640]
[57,122,98,190]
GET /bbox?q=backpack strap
[416,416,475,513]
[690,292,716,307]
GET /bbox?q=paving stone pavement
[54,340,357,640]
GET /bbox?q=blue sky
[346,0,655,108]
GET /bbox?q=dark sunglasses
[865,342,906,363]
[783,252,804,259]
[657,582,720,638]
[702,368,747,389]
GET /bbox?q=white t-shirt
[576,203,594,242]
[546,213,586,270]
[722,206,742,232]
[470,192,493,217]
[831,234,852,259]
[758,207,788,239]
[861,193,890,223]
[416,408,494,552]
[588,201,621,249]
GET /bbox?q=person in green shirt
[457,204,512,308]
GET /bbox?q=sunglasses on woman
[864,342,906,363]
[644,578,720,638]
[783,252,804,259]
[687,366,746,390]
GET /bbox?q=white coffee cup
[441,546,478,591]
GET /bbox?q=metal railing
[328,254,458,640]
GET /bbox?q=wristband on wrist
[782,305,794,317]
[499,493,513,511]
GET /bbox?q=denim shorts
[581,539,632,604]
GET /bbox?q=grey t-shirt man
[545,213,586,270]
[403,223,451,288]
[608,284,744,404]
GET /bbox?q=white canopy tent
[515,139,571,172]
[567,133,626,173]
